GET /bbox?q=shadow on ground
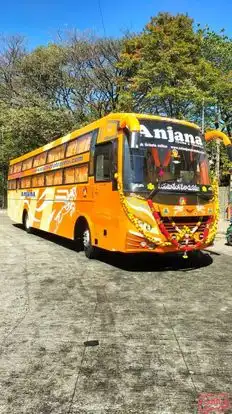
[13,223,213,272]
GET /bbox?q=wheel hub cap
[83,229,90,247]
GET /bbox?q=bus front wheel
[83,225,97,259]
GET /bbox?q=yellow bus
[7,113,232,258]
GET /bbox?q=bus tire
[23,211,32,234]
[83,225,97,259]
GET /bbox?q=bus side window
[95,142,112,182]
[16,178,20,191]
[89,129,99,176]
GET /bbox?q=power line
[97,0,106,37]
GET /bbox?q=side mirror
[205,130,232,161]
[119,116,141,149]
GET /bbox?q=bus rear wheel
[23,211,32,234]
[83,225,97,259]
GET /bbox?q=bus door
[93,139,120,248]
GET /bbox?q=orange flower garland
[115,174,219,251]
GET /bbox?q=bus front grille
[162,216,210,235]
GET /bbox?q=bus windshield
[123,119,211,194]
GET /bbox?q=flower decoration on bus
[137,219,152,232]
[115,173,219,252]
[179,197,187,206]
[171,149,179,158]
[147,182,155,190]
[202,186,207,192]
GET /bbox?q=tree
[0,104,76,206]
[0,33,123,203]
[118,13,217,119]
[200,27,232,136]
[20,44,70,109]
[67,35,123,119]
[0,35,26,107]
[1,14,232,204]
[200,27,232,180]
[20,35,123,120]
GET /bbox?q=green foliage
[0,104,76,202]
[0,105,75,162]
[20,44,69,107]
[118,13,217,118]
[200,27,232,137]
[206,140,232,186]
[0,14,232,203]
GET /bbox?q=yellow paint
[7,112,221,254]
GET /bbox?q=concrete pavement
[205,218,232,257]
[0,212,232,413]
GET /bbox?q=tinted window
[95,142,112,182]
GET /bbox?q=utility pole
[215,139,220,180]
[215,107,220,181]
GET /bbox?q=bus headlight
[137,220,152,232]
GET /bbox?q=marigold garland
[206,177,219,243]
[115,174,171,246]
[115,174,219,251]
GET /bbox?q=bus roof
[10,112,200,165]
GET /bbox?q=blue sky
[1,0,231,49]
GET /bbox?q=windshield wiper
[196,192,213,201]
[147,187,160,200]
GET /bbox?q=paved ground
[204,218,232,257]
[205,236,232,257]
[0,212,231,414]
[217,218,230,235]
